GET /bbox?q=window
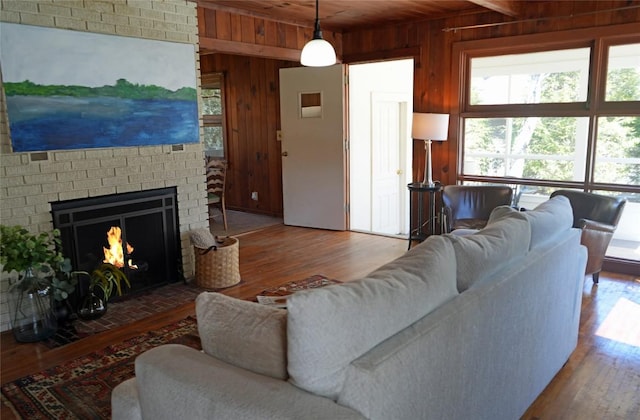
[469,48,590,105]
[606,43,640,102]
[454,26,640,265]
[463,117,589,182]
[201,73,226,158]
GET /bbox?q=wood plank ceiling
[197,0,521,33]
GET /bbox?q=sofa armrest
[134,344,365,420]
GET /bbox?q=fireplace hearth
[51,188,182,299]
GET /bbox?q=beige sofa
[112,195,587,420]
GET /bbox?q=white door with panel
[279,65,347,230]
[371,92,408,235]
[348,60,413,236]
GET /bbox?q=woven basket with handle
[194,236,240,289]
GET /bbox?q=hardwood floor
[1,224,639,419]
[522,271,640,419]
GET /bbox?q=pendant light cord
[313,0,322,39]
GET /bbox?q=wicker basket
[194,236,240,289]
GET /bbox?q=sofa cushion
[487,205,527,224]
[445,213,531,292]
[521,195,574,250]
[195,292,288,380]
[450,228,480,236]
[286,235,458,400]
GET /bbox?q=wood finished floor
[1,224,639,419]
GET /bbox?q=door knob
[281,151,288,157]
[397,169,403,175]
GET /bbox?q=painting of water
[0,23,199,152]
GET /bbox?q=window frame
[451,23,640,195]
[201,72,227,159]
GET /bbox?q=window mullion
[583,38,606,188]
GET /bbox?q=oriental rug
[255,274,342,307]
[1,316,200,419]
[258,274,341,297]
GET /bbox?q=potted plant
[51,258,78,302]
[76,263,130,320]
[0,225,66,342]
[49,258,79,324]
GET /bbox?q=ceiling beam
[199,37,302,62]
[196,0,313,28]
[467,0,520,17]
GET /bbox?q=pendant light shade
[301,0,336,67]
[301,38,336,67]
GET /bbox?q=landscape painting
[0,23,199,152]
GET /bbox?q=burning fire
[103,226,136,269]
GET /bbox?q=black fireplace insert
[51,187,182,299]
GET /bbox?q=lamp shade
[301,38,336,67]
[412,113,449,141]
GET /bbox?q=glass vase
[8,268,58,343]
[78,291,107,320]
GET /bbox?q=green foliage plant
[0,225,78,302]
[51,258,78,302]
[0,225,64,274]
[76,263,131,301]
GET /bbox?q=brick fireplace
[51,187,182,297]
[0,146,209,333]
[0,0,207,332]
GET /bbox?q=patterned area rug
[1,317,200,419]
[255,274,341,307]
[259,274,341,296]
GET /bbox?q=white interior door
[348,59,413,236]
[279,65,347,230]
[371,93,407,235]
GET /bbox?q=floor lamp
[412,113,449,186]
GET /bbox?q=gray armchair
[550,190,627,284]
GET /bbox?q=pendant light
[300,0,336,67]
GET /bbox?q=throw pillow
[189,228,216,249]
[487,205,527,224]
[195,292,288,380]
[522,195,573,250]
[445,214,530,292]
[286,235,458,400]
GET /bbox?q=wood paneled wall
[342,0,640,186]
[200,54,296,215]
[198,7,342,215]
[198,2,639,215]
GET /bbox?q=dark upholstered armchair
[550,190,627,284]
[441,185,513,233]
